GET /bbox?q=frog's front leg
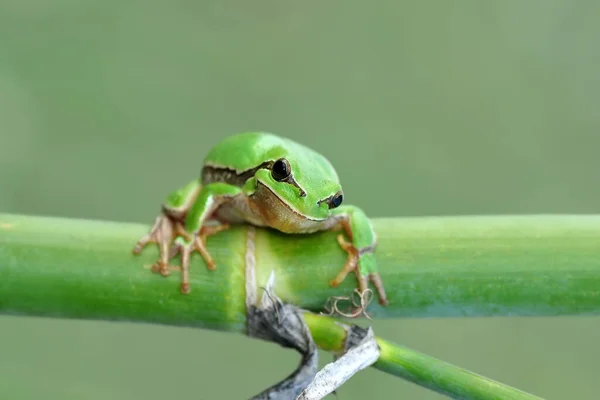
[172,182,243,294]
[133,179,201,276]
[327,205,389,307]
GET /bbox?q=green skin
[133,132,389,310]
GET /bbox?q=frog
[133,132,388,309]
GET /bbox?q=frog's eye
[329,191,343,209]
[272,158,291,182]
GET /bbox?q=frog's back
[203,131,340,187]
[203,132,287,171]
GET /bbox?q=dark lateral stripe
[358,242,377,255]
[201,162,271,187]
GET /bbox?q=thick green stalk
[2,213,600,325]
[1,212,597,399]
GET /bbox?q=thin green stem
[303,313,541,400]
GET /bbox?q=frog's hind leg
[133,179,201,276]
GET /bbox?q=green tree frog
[133,132,388,307]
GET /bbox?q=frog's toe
[368,272,389,306]
[133,229,160,254]
[134,215,175,253]
[331,235,366,288]
[357,253,389,306]
[151,262,169,276]
[150,261,181,277]
[330,246,369,296]
[192,235,217,270]
[180,282,191,294]
[132,238,149,254]
[329,251,358,288]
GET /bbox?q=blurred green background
[1,0,599,398]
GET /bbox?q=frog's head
[252,150,344,231]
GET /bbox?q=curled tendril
[321,288,374,320]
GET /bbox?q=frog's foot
[329,235,389,309]
[133,214,192,277]
[173,224,230,294]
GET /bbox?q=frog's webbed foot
[133,213,192,277]
[329,234,389,313]
[175,223,230,294]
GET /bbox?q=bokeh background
[1,1,599,398]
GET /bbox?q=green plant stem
[1,212,596,399]
[2,213,599,324]
[304,313,540,399]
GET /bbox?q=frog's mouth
[254,180,325,223]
